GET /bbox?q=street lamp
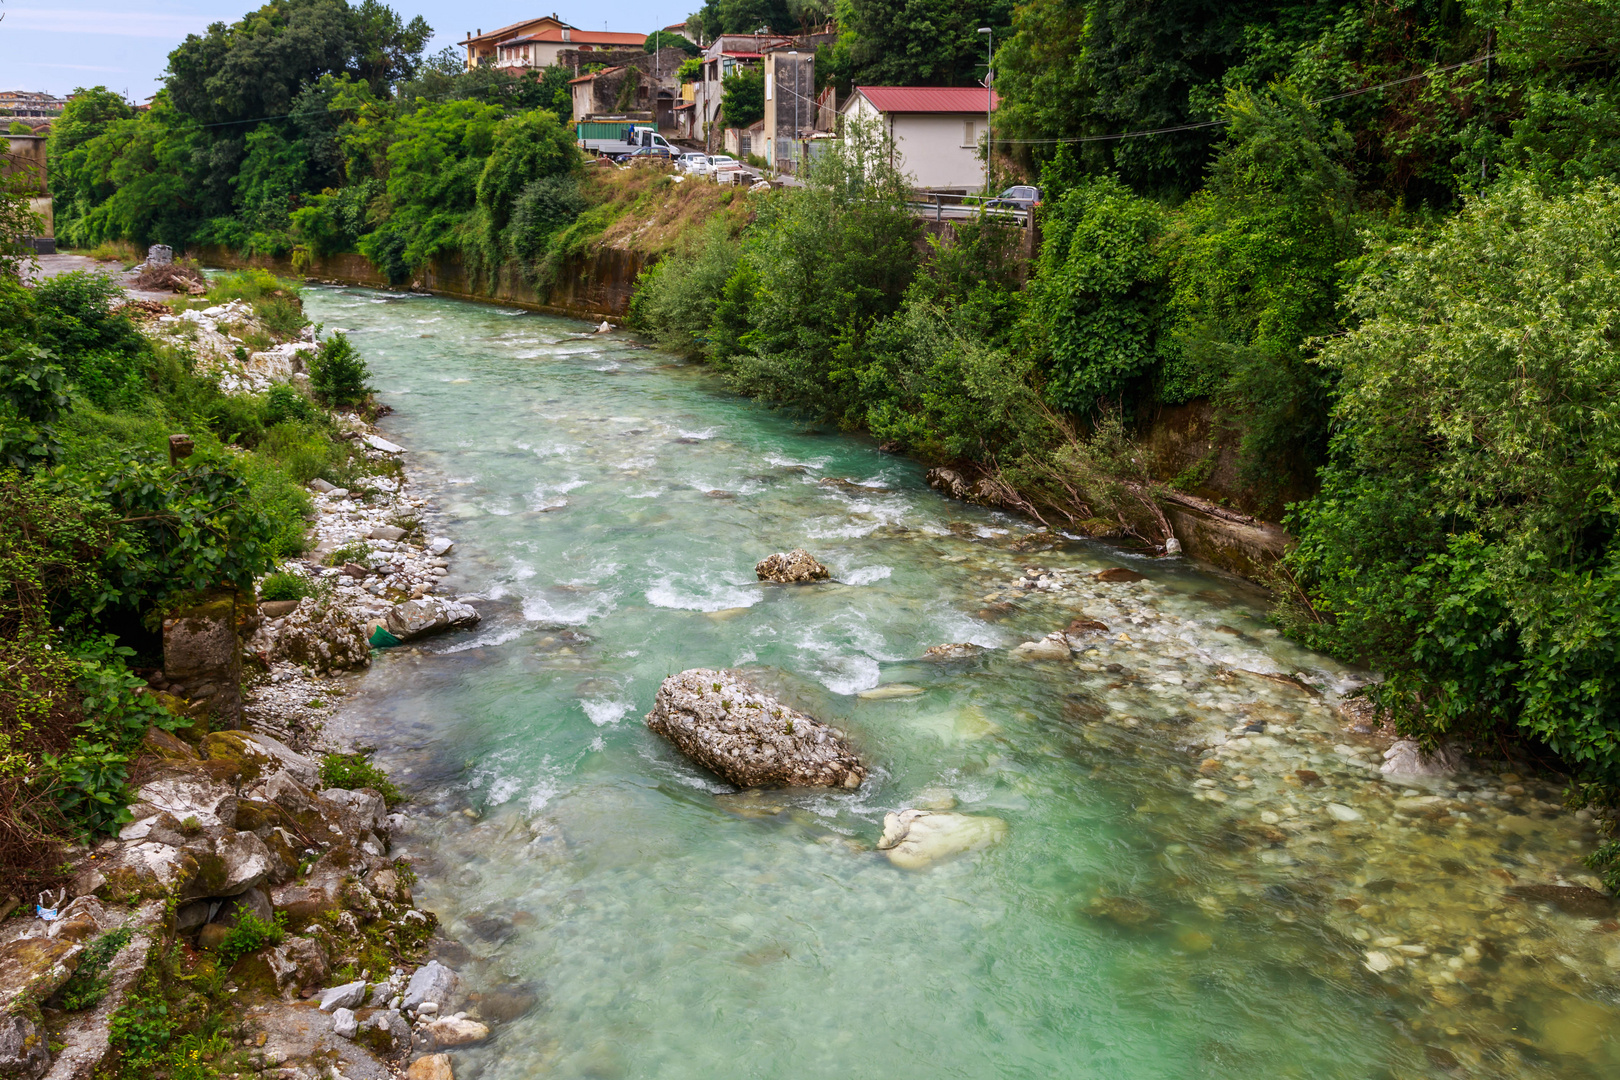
[788,50,799,173]
[977,27,993,195]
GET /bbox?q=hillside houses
[460,12,998,190]
[460,14,644,72]
[569,48,689,129]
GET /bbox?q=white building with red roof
[841,86,1001,192]
[460,14,646,72]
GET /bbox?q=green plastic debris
[369,625,402,648]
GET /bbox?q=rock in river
[645,669,866,788]
[755,549,830,583]
[1011,634,1072,661]
[383,597,480,642]
[921,643,985,661]
[1380,738,1462,780]
[878,809,1006,869]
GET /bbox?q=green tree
[60,97,206,247]
[46,89,137,246]
[360,97,502,273]
[718,119,920,422]
[1284,177,1620,800]
[1165,82,1356,488]
[1027,175,1172,417]
[692,0,795,38]
[307,333,373,408]
[827,0,1014,90]
[232,125,309,237]
[476,110,580,232]
[721,67,765,129]
[646,31,700,55]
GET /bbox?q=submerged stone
[877,808,1006,869]
[1011,634,1071,661]
[1508,884,1617,919]
[856,683,923,700]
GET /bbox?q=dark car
[984,185,1041,212]
[613,145,673,164]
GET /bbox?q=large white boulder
[877,808,1007,870]
[645,669,865,789]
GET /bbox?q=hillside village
[5,7,1008,263]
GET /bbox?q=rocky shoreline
[974,558,1619,1067]
[0,294,493,1080]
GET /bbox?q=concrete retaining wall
[191,246,650,322]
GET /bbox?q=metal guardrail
[907,190,1031,227]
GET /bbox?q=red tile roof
[504,28,646,47]
[464,17,565,45]
[854,86,1000,114]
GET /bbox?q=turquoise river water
[305,287,1620,1080]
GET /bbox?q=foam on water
[581,698,633,726]
[645,575,760,612]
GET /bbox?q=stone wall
[191,247,649,322]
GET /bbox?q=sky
[0,0,691,100]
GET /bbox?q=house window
[740,135,751,156]
[964,121,976,146]
[562,28,571,42]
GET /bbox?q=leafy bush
[217,911,286,966]
[83,452,284,613]
[44,640,189,839]
[206,268,290,306]
[1282,178,1620,799]
[859,298,1049,462]
[326,540,371,566]
[307,334,372,410]
[1028,175,1172,417]
[476,109,580,233]
[259,570,312,603]
[256,296,306,340]
[720,67,764,129]
[714,120,921,423]
[0,342,70,469]
[1163,83,1356,489]
[626,221,741,357]
[290,179,383,258]
[263,384,317,427]
[32,271,144,358]
[508,175,590,283]
[320,751,402,806]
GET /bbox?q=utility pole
[977,27,993,194]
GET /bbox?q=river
[303,286,1619,1079]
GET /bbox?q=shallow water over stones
[308,287,1620,1079]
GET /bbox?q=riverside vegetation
[37,0,1620,886]
[0,223,390,894]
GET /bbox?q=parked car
[984,185,1041,213]
[676,152,710,175]
[614,145,673,164]
[707,155,743,182]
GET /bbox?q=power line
[995,52,1496,146]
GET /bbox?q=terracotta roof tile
[853,86,1001,114]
